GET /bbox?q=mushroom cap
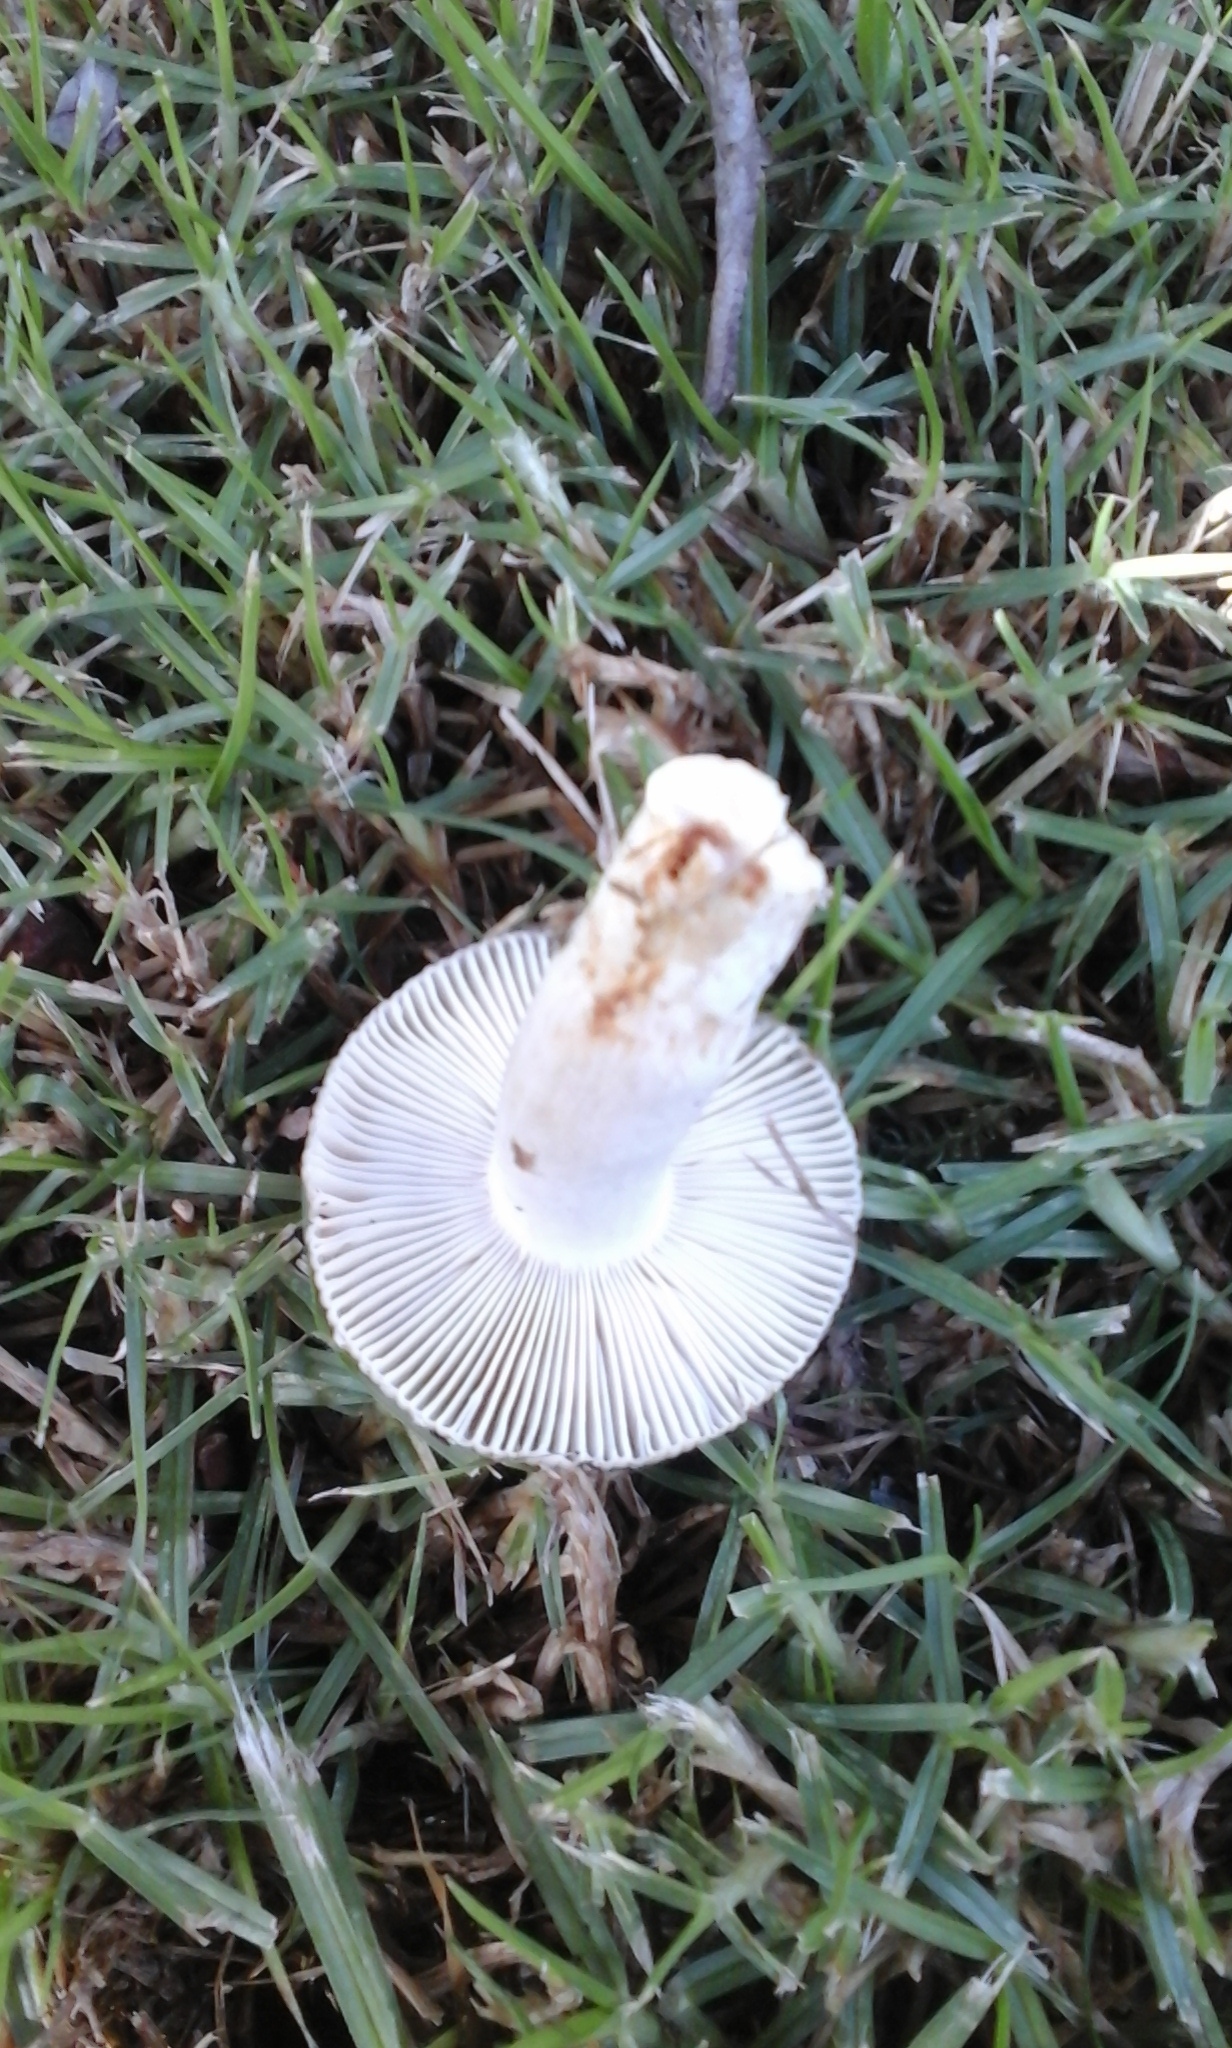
[303,930,861,1469]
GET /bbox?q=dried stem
[697,0,763,413]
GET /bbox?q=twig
[697,0,763,413]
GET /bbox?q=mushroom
[303,754,861,1468]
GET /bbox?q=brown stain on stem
[585,819,771,1039]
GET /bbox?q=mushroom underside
[303,931,861,1468]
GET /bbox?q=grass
[1,0,1232,2041]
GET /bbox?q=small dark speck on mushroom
[511,1141,536,1171]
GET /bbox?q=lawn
[2,0,1232,2043]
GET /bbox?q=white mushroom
[303,754,861,1468]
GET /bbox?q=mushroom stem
[489,756,823,1265]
